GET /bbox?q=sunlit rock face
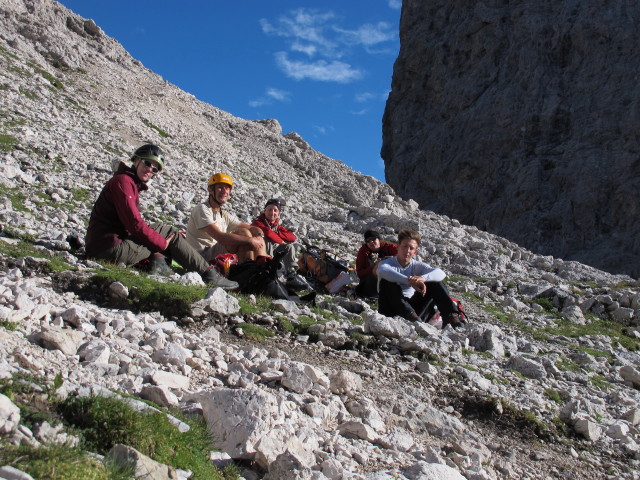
[382,0,640,278]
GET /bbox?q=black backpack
[228,258,289,299]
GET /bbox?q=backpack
[297,244,349,287]
[228,258,289,299]
[423,297,468,326]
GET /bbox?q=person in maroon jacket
[355,229,398,298]
[251,198,297,273]
[84,144,237,289]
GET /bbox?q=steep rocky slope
[382,0,640,278]
[1,1,640,479]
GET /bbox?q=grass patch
[235,323,274,342]
[70,187,91,203]
[532,297,555,312]
[545,318,639,352]
[234,293,273,315]
[0,238,71,272]
[349,330,372,346]
[0,133,18,152]
[142,118,171,138]
[544,388,562,404]
[0,445,133,480]
[589,375,612,391]
[0,320,19,331]
[91,263,208,317]
[557,357,581,373]
[19,87,38,100]
[58,394,227,479]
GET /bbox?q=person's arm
[276,225,296,243]
[251,219,283,244]
[413,263,446,282]
[111,177,166,251]
[201,223,263,249]
[377,260,410,285]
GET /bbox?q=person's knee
[233,227,252,237]
[248,226,263,237]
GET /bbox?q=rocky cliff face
[382,0,640,278]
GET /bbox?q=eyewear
[142,159,159,174]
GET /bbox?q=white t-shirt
[377,257,446,298]
[186,201,241,260]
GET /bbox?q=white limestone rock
[0,392,20,434]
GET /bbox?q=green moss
[545,318,639,352]
[70,187,90,203]
[557,357,581,373]
[348,330,371,346]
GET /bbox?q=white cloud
[351,108,369,115]
[337,22,396,47]
[314,125,327,135]
[249,87,291,107]
[355,91,390,103]
[262,8,397,82]
[266,88,290,101]
[275,52,362,83]
[260,9,338,57]
[388,0,402,9]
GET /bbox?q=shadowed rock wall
[382,0,640,278]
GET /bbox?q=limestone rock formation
[382,0,640,278]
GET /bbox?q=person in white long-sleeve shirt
[377,229,465,328]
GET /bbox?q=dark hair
[364,229,381,242]
[398,229,420,246]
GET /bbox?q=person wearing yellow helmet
[186,173,266,262]
[85,145,237,289]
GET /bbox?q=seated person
[85,144,236,289]
[355,229,397,297]
[251,198,297,274]
[186,173,267,263]
[377,229,465,328]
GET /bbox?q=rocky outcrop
[382,0,640,278]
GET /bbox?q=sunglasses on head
[142,159,159,174]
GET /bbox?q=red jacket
[251,213,296,245]
[356,241,398,279]
[85,162,166,258]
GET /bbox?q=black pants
[378,278,455,321]
[355,274,378,298]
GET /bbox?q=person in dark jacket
[85,144,236,289]
[354,229,397,297]
[251,198,297,273]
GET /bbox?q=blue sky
[56,1,402,182]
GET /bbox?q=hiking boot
[202,268,239,290]
[442,312,465,329]
[149,256,174,276]
[298,291,317,306]
[285,273,310,292]
[403,311,421,322]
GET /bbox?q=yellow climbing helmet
[208,173,233,189]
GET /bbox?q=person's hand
[409,276,427,295]
[249,235,265,250]
[164,233,176,250]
